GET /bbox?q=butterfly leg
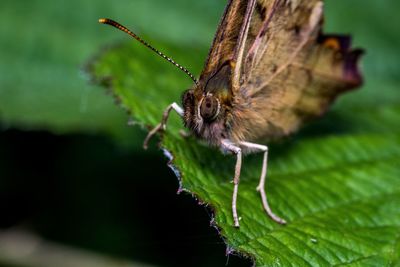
[143,102,183,149]
[221,139,242,228]
[239,141,286,224]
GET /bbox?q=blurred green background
[0,0,399,266]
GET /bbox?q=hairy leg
[240,141,286,224]
[143,102,183,149]
[221,139,242,227]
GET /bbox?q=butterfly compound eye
[200,95,220,121]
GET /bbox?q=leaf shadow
[297,110,361,138]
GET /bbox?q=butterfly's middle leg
[143,102,183,149]
[221,139,242,228]
[240,141,286,225]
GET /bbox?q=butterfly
[99,0,363,227]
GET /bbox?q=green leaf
[88,0,400,265]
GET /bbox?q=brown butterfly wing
[229,0,363,142]
[197,0,256,95]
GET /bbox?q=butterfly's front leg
[239,141,286,225]
[143,102,183,149]
[221,139,242,228]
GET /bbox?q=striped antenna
[99,18,198,85]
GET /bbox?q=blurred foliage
[88,0,400,266]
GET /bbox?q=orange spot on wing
[323,38,341,50]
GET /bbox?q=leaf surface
[88,0,400,265]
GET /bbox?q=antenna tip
[98,18,107,24]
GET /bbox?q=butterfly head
[182,89,231,145]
